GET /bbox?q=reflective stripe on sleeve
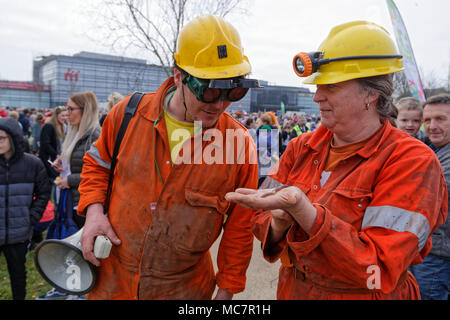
[362,206,430,251]
[87,145,111,170]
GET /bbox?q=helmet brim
[303,66,404,85]
[178,59,251,80]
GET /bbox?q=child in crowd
[395,97,430,144]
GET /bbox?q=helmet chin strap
[181,84,191,122]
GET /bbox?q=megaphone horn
[34,228,112,296]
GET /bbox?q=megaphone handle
[94,235,112,259]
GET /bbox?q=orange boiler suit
[252,120,448,299]
[77,78,258,299]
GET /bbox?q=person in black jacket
[18,109,31,137]
[38,106,67,179]
[0,118,51,300]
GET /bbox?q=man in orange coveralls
[77,15,259,300]
[225,21,448,300]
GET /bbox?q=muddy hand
[81,204,121,267]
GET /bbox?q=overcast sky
[0,0,449,89]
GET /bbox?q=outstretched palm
[226,186,317,234]
[225,186,303,211]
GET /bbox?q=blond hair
[395,97,423,114]
[107,92,124,111]
[61,91,99,162]
[45,106,65,141]
[8,111,19,120]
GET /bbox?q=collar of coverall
[305,119,391,159]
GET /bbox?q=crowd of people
[0,15,449,302]
[0,91,121,300]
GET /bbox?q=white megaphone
[34,228,112,295]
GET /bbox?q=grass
[0,244,52,300]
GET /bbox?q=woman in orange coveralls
[225,21,448,300]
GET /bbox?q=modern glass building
[33,51,168,107]
[248,81,318,115]
[0,81,51,109]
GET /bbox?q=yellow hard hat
[174,14,251,79]
[293,21,404,84]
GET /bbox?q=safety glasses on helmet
[292,51,403,78]
[182,74,261,103]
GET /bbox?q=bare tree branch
[125,0,172,74]
[82,0,251,77]
[393,71,411,99]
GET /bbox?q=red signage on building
[64,68,80,82]
[0,81,51,91]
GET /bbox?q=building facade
[33,51,168,107]
[0,81,51,109]
[249,81,318,115]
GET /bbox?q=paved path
[210,233,280,300]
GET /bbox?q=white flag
[386,0,426,101]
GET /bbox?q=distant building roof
[34,51,152,67]
[73,51,147,65]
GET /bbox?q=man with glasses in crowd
[77,15,260,300]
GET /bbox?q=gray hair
[357,74,395,119]
[423,93,450,108]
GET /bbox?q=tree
[393,71,411,100]
[84,0,251,77]
[421,66,449,98]
[393,66,450,101]
[447,63,450,93]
